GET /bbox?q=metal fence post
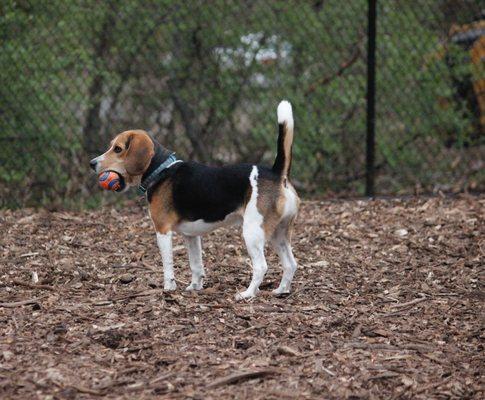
[365,0,377,197]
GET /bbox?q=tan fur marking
[124,131,154,176]
[96,130,154,185]
[149,180,180,234]
[282,121,294,178]
[253,179,290,238]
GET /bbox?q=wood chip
[0,298,41,308]
[207,369,278,388]
[390,296,428,309]
[1,198,482,399]
[368,371,400,380]
[11,279,55,291]
[277,345,301,357]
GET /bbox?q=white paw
[272,286,291,295]
[235,289,258,300]
[164,280,177,291]
[185,281,203,291]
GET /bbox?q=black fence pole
[365,0,377,197]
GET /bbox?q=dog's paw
[235,289,258,300]
[272,286,291,295]
[164,280,177,291]
[185,281,203,291]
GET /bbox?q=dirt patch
[1,196,483,399]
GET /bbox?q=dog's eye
[113,146,122,154]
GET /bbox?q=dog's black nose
[89,159,97,171]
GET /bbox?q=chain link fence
[1,0,483,208]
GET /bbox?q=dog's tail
[272,100,294,178]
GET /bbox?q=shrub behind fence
[1,1,483,208]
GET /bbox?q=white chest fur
[175,212,242,236]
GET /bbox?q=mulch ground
[0,196,483,399]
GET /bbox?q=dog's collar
[138,153,181,195]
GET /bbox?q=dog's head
[90,130,155,191]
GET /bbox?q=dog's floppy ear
[124,132,154,176]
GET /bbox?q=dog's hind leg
[184,235,204,290]
[236,221,268,300]
[236,165,268,300]
[270,218,297,294]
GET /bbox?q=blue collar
[138,153,179,195]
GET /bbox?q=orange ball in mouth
[98,171,124,192]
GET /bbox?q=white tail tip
[277,100,293,130]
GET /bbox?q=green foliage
[0,0,482,207]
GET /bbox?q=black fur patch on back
[172,162,252,222]
[148,161,279,223]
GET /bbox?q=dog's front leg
[156,231,176,290]
[184,235,204,290]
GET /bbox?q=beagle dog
[90,101,299,299]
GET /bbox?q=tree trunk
[82,7,115,157]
